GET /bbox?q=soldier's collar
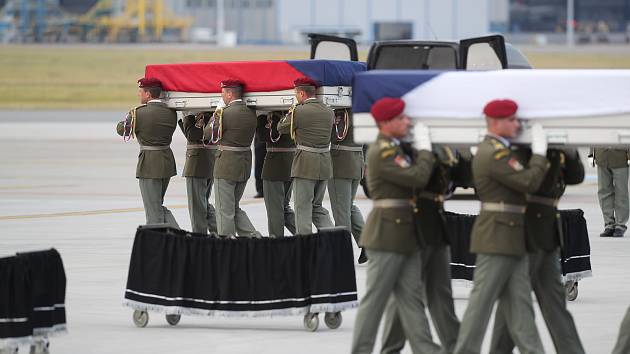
[486,133,510,148]
[228,99,243,105]
[147,99,163,104]
[304,97,318,103]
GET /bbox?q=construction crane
[78,0,193,42]
[0,0,75,43]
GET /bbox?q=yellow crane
[79,0,193,42]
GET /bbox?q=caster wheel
[166,314,181,326]
[133,310,149,328]
[324,312,342,329]
[566,281,578,301]
[303,312,319,332]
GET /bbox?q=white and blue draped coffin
[352,69,630,147]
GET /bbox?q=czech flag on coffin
[144,60,366,93]
[352,69,630,120]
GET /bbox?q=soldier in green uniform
[204,80,260,237]
[116,77,179,228]
[277,77,334,235]
[613,306,630,354]
[454,99,549,354]
[592,148,629,237]
[179,111,217,234]
[258,112,296,237]
[328,108,367,263]
[351,98,441,354]
[380,145,461,354]
[489,147,585,354]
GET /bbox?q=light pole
[567,0,575,47]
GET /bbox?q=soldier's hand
[530,123,548,156]
[414,122,432,152]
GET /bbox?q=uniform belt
[481,202,526,214]
[331,144,363,152]
[417,191,445,203]
[139,145,170,151]
[187,144,218,150]
[296,144,330,153]
[526,195,559,207]
[266,147,296,153]
[372,199,413,208]
[219,145,251,152]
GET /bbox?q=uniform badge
[381,148,396,159]
[507,157,524,171]
[493,149,509,160]
[394,154,411,168]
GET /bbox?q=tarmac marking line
[0,199,265,220]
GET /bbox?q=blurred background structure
[0,0,629,45]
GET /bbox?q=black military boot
[612,227,626,237]
[600,227,615,237]
[357,248,368,264]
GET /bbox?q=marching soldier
[489,146,586,354]
[329,108,367,263]
[380,145,461,354]
[454,99,549,354]
[204,80,260,237]
[258,112,297,237]
[592,147,630,237]
[179,112,217,234]
[613,306,630,354]
[277,77,334,235]
[351,98,441,354]
[116,77,179,228]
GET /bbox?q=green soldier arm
[115,115,131,136]
[561,148,585,185]
[376,149,436,189]
[277,114,291,134]
[491,153,549,193]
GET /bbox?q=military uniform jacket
[180,113,216,178]
[330,110,364,180]
[210,100,257,182]
[470,136,549,256]
[594,148,629,169]
[360,134,436,255]
[415,146,458,247]
[514,147,584,252]
[258,113,295,181]
[277,98,333,180]
[116,101,177,179]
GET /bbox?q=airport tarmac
[1,112,628,353]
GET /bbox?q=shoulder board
[381,148,396,159]
[490,139,504,150]
[493,149,510,160]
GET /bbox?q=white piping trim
[0,317,27,323]
[450,262,476,268]
[125,289,356,305]
[33,304,65,311]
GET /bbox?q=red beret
[220,79,244,88]
[483,99,518,119]
[137,77,162,89]
[371,97,405,122]
[294,77,319,88]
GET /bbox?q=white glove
[530,123,548,156]
[215,99,226,110]
[414,122,432,152]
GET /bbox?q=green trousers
[597,165,629,230]
[262,179,296,237]
[138,178,179,228]
[454,254,544,354]
[328,177,364,244]
[351,249,441,354]
[381,245,460,354]
[490,249,584,354]
[613,306,630,354]
[292,177,333,235]
[214,178,260,237]
[185,177,217,234]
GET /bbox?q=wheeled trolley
[123,226,358,331]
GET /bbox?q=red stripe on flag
[144,61,307,93]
